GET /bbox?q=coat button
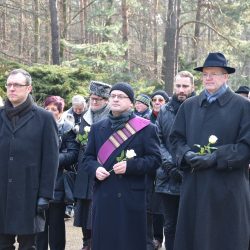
[117,192,122,198]
[9,157,13,161]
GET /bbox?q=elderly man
[83,82,161,250]
[155,71,195,250]
[170,52,250,250]
[0,69,58,249]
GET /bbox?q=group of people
[0,51,249,250]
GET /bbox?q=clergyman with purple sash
[83,82,161,250]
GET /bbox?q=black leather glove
[162,162,175,175]
[189,152,216,171]
[37,197,49,214]
[169,167,183,182]
[184,151,198,165]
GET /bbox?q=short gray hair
[8,69,32,85]
[72,95,86,106]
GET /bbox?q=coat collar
[199,87,234,107]
[1,106,35,132]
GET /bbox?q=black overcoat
[0,105,59,234]
[169,88,250,250]
[83,116,161,250]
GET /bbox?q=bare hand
[96,167,110,181]
[113,161,127,174]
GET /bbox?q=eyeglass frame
[5,83,30,89]
[109,94,130,100]
[202,73,226,78]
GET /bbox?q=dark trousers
[0,234,36,250]
[160,193,180,250]
[153,214,164,242]
[36,203,66,250]
[146,213,154,250]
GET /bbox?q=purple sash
[97,116,150,165]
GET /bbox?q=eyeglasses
[109,94,129,100]
[202,73,226,78]
[89,97,104,103]
[152,98,165,103]
[5,83,30,89]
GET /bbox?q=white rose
[208,135,218,144]
[84,126,91,133]
[126,149,136,159]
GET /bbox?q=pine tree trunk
[49,0,60,65]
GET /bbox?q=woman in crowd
[36,95,79,250]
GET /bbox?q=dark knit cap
[235,85,249,95]
[136,94,151,107]
[110,82,134,103]
[151,90,169,102]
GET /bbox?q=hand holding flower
[109,149,136,173]
[96,166,110,181]
[194,135,218,155]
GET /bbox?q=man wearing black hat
[235,85,250,99]
[169,52,250,250]
[83,82,161,250]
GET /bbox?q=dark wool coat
[0,105,59,234]
[83,116,161,250]
[169,88,250,250]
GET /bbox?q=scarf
[205,84,228,103]
[108,110,134,131]
[170,95,184,114]
[92,104,110,123]
[4,95,33,128]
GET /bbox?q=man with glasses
[155,71,195,250]
[83,82,161,250]
[74,80,111,250]
[170,53,250,250]
[0,69,58,249]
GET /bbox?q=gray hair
[72,95,86,106]
[8,69,32,85]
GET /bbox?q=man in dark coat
[83,82,161,250]
[0,69,58,249]
[155,71,195,250]
[73,81,111,250]
[170,52,250,250]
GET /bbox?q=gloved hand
[189,152,216,171]
[169,167,183,182]
[37,197,49,214]
[184,151,198,165]
[162,163,175,175]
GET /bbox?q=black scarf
[5,95,33,128]
[171,92,195,114]
[108,110,134,131]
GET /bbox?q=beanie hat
[110,82,134,103]
[151,90,169,102]
[136,94,151,107]
[89,81,111,99]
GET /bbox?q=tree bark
[153,0,158,75]
[161,0,178,94]
[49,0,60,64]
[122,0,129,64]
[33,0,40,63]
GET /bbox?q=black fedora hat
[194,52,235,74]
[235,85,249,94]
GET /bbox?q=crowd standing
[0,51,249,250]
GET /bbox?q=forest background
[0,0,249,106]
